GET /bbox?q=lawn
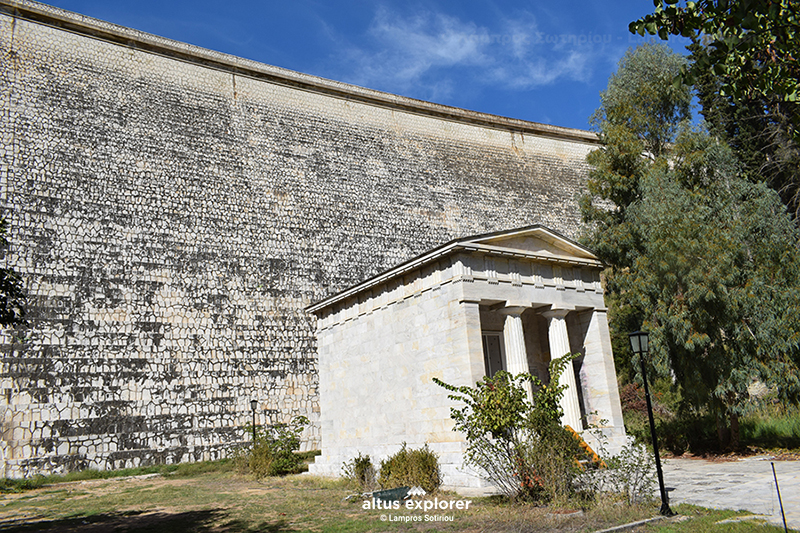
[0,464,790,533]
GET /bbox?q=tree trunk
[715,410,731,451]
[730,412,740,450]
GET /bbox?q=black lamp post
[250,399,258,445]
[629,331,675,517]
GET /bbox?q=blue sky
[45,1,690,131]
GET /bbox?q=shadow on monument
[0,508,297,532]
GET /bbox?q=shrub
[237,416,309,478]
[433,354,586,502]
[578,441,656,505]
[342,452,377,491]
[625,407,716,455]
[378,443,441,493]
[519,423,584,503]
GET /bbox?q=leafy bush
[378,443,441,493]
[619,379,724,455]
[519,424,585,503]
[237,416,309,478]
[579,441,656,505]
[433,354,585,502]
[624,403,717,455]
[625,392,800,455]
[342,452,377,491]
[606,442,657,504]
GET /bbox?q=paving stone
[662,457,800,531]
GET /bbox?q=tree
[631,1,800,218]
[580,43,691,283]
[0,217,25,327]
[630,1,799,126]
[581,44,800,449]
[590,42,692,160]
[579,43,692,383]
[688,39,800,219]
[621,133,800,447]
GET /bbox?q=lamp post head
[629,331,650,356]
[250,399,258,411]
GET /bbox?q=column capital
[541,307,572,320]
[496,305,528,316]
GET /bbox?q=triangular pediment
[465,226,598,262]
[307,224,600,313]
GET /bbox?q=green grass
[639,505,789,532]
[0,459,237,493]
[741,404,800,450]
[0,449,791,532]
[0,470,789,533]
[0,448,321,494]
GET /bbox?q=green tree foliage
[632,1,800,217]
[589,43,691,160]
[433,355,584,502]
[624,135,800,446]
[581,44,690,265]
[0,217,25,327]
[689,39,800,218]
[631,0,799,113]
[582,44,800,449]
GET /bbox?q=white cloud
[334,6,604,102]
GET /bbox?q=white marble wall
[311,245,627,487]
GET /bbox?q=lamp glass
[629,334,640,354]
[250,399,258,411]
[629,331,649,355]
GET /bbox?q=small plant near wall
[378,443,441,494]
[433,354,586,502]
[236,416,309,478]
[603,442,656,504]
[576,438,657,505]
[342,452,377,491]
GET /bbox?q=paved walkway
[662,456,800,531]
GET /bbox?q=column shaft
[543,310,583,431]
[502,312,533,403]
[581,309,625,432]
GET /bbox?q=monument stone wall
[0,0,597,476]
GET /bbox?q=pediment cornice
[307,225,603,314]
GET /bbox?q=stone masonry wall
[0,1,597,476]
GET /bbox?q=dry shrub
[378,443,441,493]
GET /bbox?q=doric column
[580,309,625,434]
[542,309,583,431]
[499,306,533,403]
